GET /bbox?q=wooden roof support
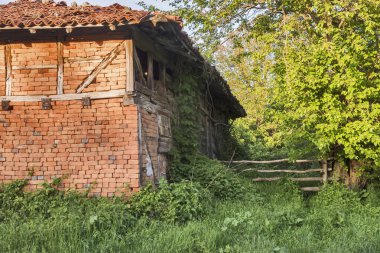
[147,52,154,90]
[76,40,126,93]
[5,44,12,96]
[57,41,64,95]
[125,40,134,94]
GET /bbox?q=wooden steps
[223,158,330,193]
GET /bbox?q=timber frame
[0,25,178,104]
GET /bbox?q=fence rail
[223,158,331,192]
[222,159,319,164]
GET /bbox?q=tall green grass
[1,179,380,253]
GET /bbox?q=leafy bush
[170,156,247,200]
[130,180,210,223]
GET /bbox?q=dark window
[136,47,148,80]
[153,60,160,81]
[166,67,174,76]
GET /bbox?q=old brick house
[0,0,245,196]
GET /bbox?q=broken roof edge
[164,25,247,119]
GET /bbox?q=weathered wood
[57,41,64,95]
[253,177,323,182]
[160,63,166,88]
[300,187,321,192]
[153,35,199,61]
[0,89,125,102]
[125,40,134,93]
[131,26,170,66]
[242,169,323,174]
[224,159,320,164]
[322,158,328,183]
[76,41,126,93]
[12,65,57,70]
[133,47,147,86]
[147,52,154,90]
[5,44,12,96]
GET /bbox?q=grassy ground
[1,180,380,253]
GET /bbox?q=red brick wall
[12,43,58,96]
[63,40,126,93]
[0,98,140,197]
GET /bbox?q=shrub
[130,180,211,223]
[170,156,247,200]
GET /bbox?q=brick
[0,40,161,197]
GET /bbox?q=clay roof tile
[0,0,182,29]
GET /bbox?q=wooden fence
[223,158,332,192]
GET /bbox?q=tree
[163,0,380,167]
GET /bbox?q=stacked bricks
[63,40,127,93]
[11,43,58,96]
[0,98,140,197]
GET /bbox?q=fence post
[322,158,328,183]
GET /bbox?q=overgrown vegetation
[159,0,380,172]
[2,176,380,252]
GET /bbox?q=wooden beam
[241,169,323,174]
[147,52,154,90]
[5,44,12,96]
[161,63,166,88]
[76,41,126,93]
[0,89,125,102]
[322,158,328,183]
[125,40,134,94]
[57,41,64,95]
[12,65,56,70]
[300,187,321,192]
[223,159,320,164]
[253,177,323,182]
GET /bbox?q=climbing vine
[169,66,201,167]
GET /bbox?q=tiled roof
[0,0,182,29]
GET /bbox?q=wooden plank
[147,52,154,90]
[322,158,328,183]
[300,187,320,192]
[57,41,64,95]
[76,41,126,93]
[292,177,323,182]
[224,159,320,164]
[125,40,134,93]
[242,169,323,174]
[12,65,57,70]
[5,44,12,96]
[253,177,323,182]
[161,63,166,87]
[0,89,125,102]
